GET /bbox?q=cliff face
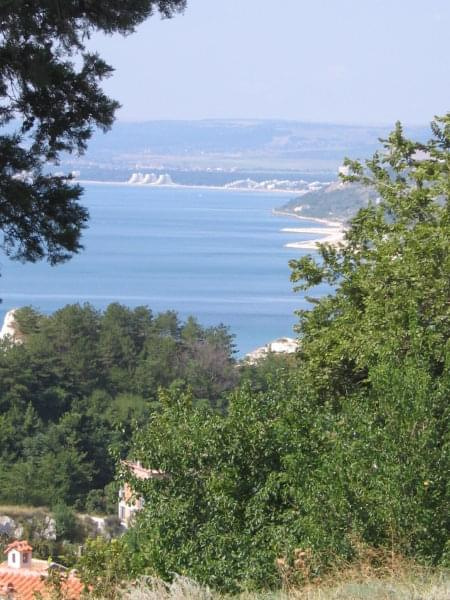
[0,309,24,343]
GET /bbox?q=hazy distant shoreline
[272,209,343,227]
[78,178,301,195]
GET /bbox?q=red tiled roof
[122,460,165,479]
[0,567,83,600]
[4,541,33,554]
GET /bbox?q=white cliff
[0,309,23,343]
[244,337,298,364]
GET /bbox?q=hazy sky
[92,0,450,125]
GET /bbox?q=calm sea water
[0,184,329,355]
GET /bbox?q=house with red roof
[118,460,165,527]
[0,541,83,600]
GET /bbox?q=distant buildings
[0,541,82,600]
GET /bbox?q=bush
[85,489,107,516]
[52,503,79,543]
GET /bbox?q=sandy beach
[273,210,346,249]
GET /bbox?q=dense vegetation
[76,116,449,593]
[0,303,236,509]
[278,181,378,222]
[0,116,448,595]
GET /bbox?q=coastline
[272,209,343,228]
[273,209,346,249]
[78,179,301,196]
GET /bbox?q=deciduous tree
[118,116,449,590]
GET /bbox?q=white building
[118,461,165,527]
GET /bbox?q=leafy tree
[77,537,134,598]
[53,502,79,542]
[0,302,237,509]
[117,116,449,590]
[0,0,186,265]
[290,114,449,397]
[286,114,449,566]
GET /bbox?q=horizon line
[112,116,432,129]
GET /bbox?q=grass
[119,547,450,600]
[120,571,449,600]
[0,505,49,519]
[122,576,213,600]
[284,574,450,599]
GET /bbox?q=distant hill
[61,119,429,175]
[278,181,378,222]
[83,119,396,156]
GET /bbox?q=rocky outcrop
[0,516,23,538]
[0,513,56,540]
[0,309,23,343]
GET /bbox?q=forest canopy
[0,302,236,509]
[99,115,450,591]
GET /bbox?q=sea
[0,183,331,356]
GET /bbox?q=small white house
[0,540,83,599]
[4,541,32,569]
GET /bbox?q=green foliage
[290,114,450,397]
[0,303,236,509]
[115,116,449,591]
[52,503,79,543]
[0,0,185,265]
[77,537,134,598]
[238,352,298,393]
[279,182,377,222]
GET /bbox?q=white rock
[0,309,22,343]
[244,337,298,364]
[0,516,16,536]
[268,337,298,353]
[154,173,174,186]
[42,516,57,540]
[142,173,157,184]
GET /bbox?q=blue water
[0,184,329,355]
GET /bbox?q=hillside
[278,180,378,222]
[60,120,429,177]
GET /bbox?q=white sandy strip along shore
[273,210,346,249]
[283,227,345,249]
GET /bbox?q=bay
[0,183,330,355]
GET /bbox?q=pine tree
[0,1,186,264]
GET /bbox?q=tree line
[0,303,238,510]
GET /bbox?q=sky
[91,0,450,126]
